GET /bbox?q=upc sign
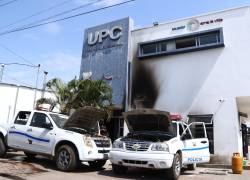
[88,26,123,45]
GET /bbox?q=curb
[197,164,250,170]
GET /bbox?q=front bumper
[109,150,174,169]
[79,148,110,161]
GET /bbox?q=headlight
[112,140,124,149]
[84,137,93,148]
[151,143,169,152]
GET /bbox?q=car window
[182,124,192,139]
[189,123,207,139]
[172,122,177,135]
[49,113,68,128]
[14,111,31,125]
[179,124,184,135]
[30,112,52,128]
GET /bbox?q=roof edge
[132,5,250,32]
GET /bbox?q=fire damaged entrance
[236,96,250,159]
[105,108,125,142]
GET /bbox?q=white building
[79,6,250,164]
[128,6,250,164]
[0,83,56,125]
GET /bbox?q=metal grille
[98,150,110,154]
[94,139,111,148]
[124,141,151,151]
[123,159,148,165]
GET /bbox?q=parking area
[0,152,249,180]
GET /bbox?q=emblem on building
[187,19,200,31]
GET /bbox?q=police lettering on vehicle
[188,157,203,162]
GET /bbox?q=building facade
[0,83,56,126]
[80,6,250,163]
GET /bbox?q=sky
[0,0,250,88]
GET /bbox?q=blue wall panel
[80,18,132,108]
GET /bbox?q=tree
[70,79,112,109]
[45,78,112,114]
[36,98,56,111]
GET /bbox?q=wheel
[167,153,181,180]
[0,137,6,157]
[56,145,79,171]
[88,160,106,169]
[187,163,196,170]
[24,152,36,159]
[112,164,128,175]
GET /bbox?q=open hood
[124,109,173,133]
[63,106,106,132]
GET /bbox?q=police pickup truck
[110,109,210,180]
[0,107,111,171]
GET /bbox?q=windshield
[49,113,69,128]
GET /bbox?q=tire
[88,160,106,169]
[112,164,128,175]
[56,145,79,172]
[24,152,36,159]
[187,163,196,170]
[167,153,181,180]
[0,137,7,157]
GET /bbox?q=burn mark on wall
[131,63,158,109]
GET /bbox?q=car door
[25,112,55,154]
[8,111,31,149]
[181,122,210,164]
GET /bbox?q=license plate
[103,153,109,159]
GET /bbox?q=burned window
[141,43,157,54]
[14,111,31,125]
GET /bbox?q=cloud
[43,23,61,34]
[42,52,81,82]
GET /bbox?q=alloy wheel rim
[58,149,71,168]
[175,156,181,176]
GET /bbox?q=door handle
[27,128,32,132]
[201,140,207,144]
[10,126,15,129]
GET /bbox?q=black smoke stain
[131,62,158,108]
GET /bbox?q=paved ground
[0,152,249,180]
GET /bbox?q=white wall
[0,83,56,125]
[130,6,250,163]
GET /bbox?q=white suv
[109,109,210,180]
[0,107,111,171]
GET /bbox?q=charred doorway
[106,108,124,142]
[236,97,250,158]
[241,123,249,157]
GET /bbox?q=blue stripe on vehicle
[9,131,50,143]
[182,146,209,151]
